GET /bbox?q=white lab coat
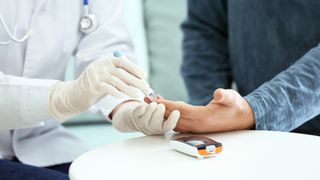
[0,0,135,167]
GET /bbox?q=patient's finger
[153,99,181,111]
[144,97,152,104]
[155,99,189,120]
[156,94,164,99]
[144,94,163,104]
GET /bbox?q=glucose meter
[170,136,222,158]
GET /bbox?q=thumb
[213,88,237,106]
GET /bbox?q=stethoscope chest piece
[79,0,98,34]
[79,13,98,34]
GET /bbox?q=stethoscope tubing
[0,0,93,45]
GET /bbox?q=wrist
[243,99,255,129]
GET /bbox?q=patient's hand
[145,89,254,133]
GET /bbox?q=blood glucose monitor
[170,136,222,158]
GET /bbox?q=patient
[144,88,254,133]
[160,0,320,135]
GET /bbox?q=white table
[69,130,320,180]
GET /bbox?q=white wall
[123,0,149,74]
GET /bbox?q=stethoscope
[0,0,98,45]
[79,0,98,34]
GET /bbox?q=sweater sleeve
[244,45,320,131]
[181,0,231,105]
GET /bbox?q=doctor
[0,0,180,179]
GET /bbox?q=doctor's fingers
[138,103,167,135]
[147,103,167,134]
[143,102,158,120]
[147,103,180,133]
[112,57,147,80]
[132,102,158,135]
[97,82,126,99]
[106,76,142,98]
[112,68,150,95]
[163,110,180,132]
[132,102,155,118]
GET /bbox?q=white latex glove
[48,55,150,121]
[112,101,180,135]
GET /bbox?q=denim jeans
[0,158,71,180]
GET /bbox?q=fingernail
[215,90,224,102]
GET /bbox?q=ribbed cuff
[244,94,267,130]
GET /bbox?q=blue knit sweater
[181,0,320,135]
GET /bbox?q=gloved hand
[112,101,180,135]
[48,55,150,121]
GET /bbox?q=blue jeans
[0,158,71,180]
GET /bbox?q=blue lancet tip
[113,51,122,58]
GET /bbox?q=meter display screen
[185,140,206,147]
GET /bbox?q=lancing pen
[113,50,157,98]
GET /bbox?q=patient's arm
[145,89,254,133]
